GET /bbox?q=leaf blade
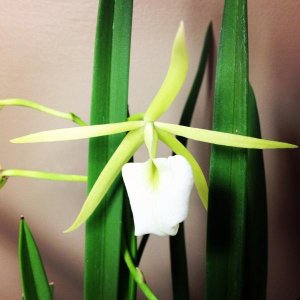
[205,0,250,299]
[244,85,267,299]
[84,2,134,299]
[19,217,52,300]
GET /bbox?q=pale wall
[0,1,299,299]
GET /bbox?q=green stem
[0,169,86,182]
[0,98,87,126]
[123,238,158,300]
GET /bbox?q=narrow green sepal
[11,121,144,144]
[65,128,144,233]
[144,22,189,122]
[155,122,297,149]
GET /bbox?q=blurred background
[0,1,299,299]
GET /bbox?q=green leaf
[19,217,52,300]
[155,122,297,149]
[144,22,189,122]
[11,121,143,143]
[84,1,134,299]
[244,85,267,299]
[205,0,249,299]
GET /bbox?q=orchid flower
[11,22,297,236]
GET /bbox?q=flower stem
[123,238,158,300]
[0,98,87,126]
[0,169,86,187]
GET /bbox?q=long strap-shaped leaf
[205,0,249,299]
[244,85,267,299]
[19,217,52,300]
[85,1,133,299]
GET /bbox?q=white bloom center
[122,155,193,236]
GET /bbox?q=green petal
[144,22,189,122]
[155,122,298,149]
[156,128,208,209]
[64,128,144,233]
[11,121,144,144]
[0,98,87,126]
[144,122,158,159]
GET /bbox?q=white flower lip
[122,155,194,236]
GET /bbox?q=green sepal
[155,122,297,149]
[65,128,144,233]
[144,22,189,122]
[11,121,143,144]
